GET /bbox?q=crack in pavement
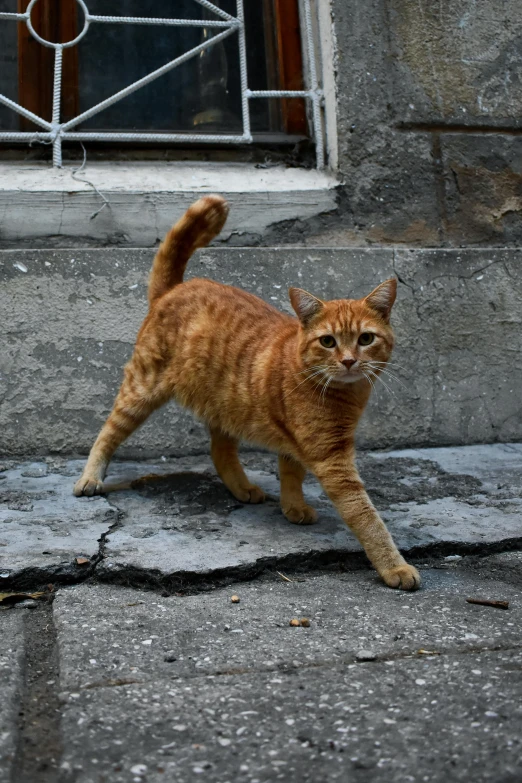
[58,641,522,695]
[5,517,522,595]
[89,538,522,596]
[9,599,62,783]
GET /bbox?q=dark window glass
[0,1,18,130]
[0,0,306,138]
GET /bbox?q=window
[0,0,324,166]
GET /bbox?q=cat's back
[146,278,297,422]
[154,277,293,334]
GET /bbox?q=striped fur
[74,195,420,591]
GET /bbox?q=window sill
[0,161,338,247]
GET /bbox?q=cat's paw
[234,484,266,504]
[283,503,318,525]
[381,564,421,591]
[73,477,105,497]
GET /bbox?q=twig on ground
[466,597,509,610]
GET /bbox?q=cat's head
[289,279,397,386]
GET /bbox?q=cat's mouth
[333,368,364,385]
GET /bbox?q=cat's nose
[342,358,356,369]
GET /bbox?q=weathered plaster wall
[325,0,522,246]
[1,247,520,457]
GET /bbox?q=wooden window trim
[17,0,78,129]
[273,0,307,135]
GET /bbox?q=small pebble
[21,467,47,478]
[231,595,240,603]
[300,618,311,627]
[356,650,377,662]
[289,618,300,627]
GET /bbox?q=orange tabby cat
[74,195,420,591]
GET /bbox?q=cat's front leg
[310,456,420,590]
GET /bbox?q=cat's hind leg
[279,454,317,524]
[74,367,166,497]
[210,428,265,503]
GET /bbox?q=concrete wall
[322,0,522,247]
[1,247,520,457]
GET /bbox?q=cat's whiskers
[361,369,376,394]
[296,364,328,376]
[319,373,333,406]
[369,360,409,378]
[366,362,408,390]
[378,370,408,390]
[371,359,408,370]
[313,369,335,403]
[289,366,329,394]
[365,367,397,399]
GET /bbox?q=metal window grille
[0,0,325,167]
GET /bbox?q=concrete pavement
[1,556,521,782]
[1,443,521,781]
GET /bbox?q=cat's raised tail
[148,194,229,307]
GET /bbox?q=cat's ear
[364,278,397,322]
[289,287,325,325]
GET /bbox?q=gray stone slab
[54,563,522,783]
[371,443,522,488]
[365,443,522,551]
[0,611,25,782]
[97,457,355,582]
[1,247,522,455]
[54,563,522,691]
[330,0,522,246]
[0,246,393,456]
[0,460,115,586]
[98,443,522,583]
[1,445,522,587]
[393,248,522,446]
[56,649,522,783]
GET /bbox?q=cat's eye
[358,332,375,346]
[319,335,336,349]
